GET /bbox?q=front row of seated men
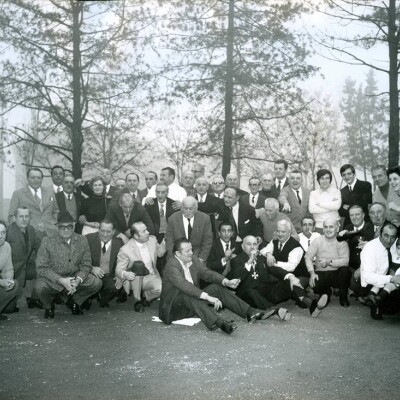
[1,199,400,331]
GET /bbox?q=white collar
[348,178,358,190]
[175,255,192,269]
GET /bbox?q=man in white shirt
[360,221,400,319]
[298,217,320,251]
[144,167,187,206]
[273,159,289,194]
[115,221,166,312]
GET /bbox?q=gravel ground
[1,296,399,400]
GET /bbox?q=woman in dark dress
[79,176,111,235]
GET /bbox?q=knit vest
[272,237,308,277]
[99,245,112,275]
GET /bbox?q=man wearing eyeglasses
[210,175,226,199]
[34,211,102,319]
[240,176,266,210]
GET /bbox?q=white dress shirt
[144,182,187,203]
[183,215,195,240]
[29,186,42,199]
[298,232,320,251]
[249,193,259,208]
[53,183,63,193]
[134,240,155,274]
[261,238,304,272]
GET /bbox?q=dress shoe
[81,299,92,311]
[339,297,350,307]
[116,291,127,303]
[295,299,308,309]
[134,301,145,313]
[310,294,328,318]
[247,310,265,323]
[219,320,237,334]
[27,298,43,309]
[71,303,83,315]
[275,308,291,321]
[44,308,55,319]
[370,305,383,320]
[141,299,151,307]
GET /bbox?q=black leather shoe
[310,294,328,317]
[247,310,265,323]
[44,308,55,319]
[340,297,350,307]
[116,291,127,303]
[27,298,43,309]
[81,299,92,311]
[141,299,151,307]
[219,320,237,334]
[71,303,83,315]
[370,305,383,320]
[134,301,145,313]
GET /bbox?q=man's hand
[0,278,15,291]
[145,197,155,205]
[124,229,132,239]
[338,230,348,237]
[74,178,84,187]
[390,275,400,285]
[353,268,360,281]
[123,271,136,281]
[343,204,349,210]
[309,271,319,288]
[357,240,367,250]
[224,248,235,261]
[91,267,104,279]
[59,277,76,295]
[205,295,223,310]
[248,249,259,264]
[222,278,241,289]
[117,233,130,244]
[282,202,291,212]
[266,253,276,267]
[315,259,328,269]
[288,275,303,291]
[172,200,182,210]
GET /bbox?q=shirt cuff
[221,258,227,266]
[284,273,294,280]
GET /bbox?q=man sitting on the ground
[159,238,275,335]
[305,218,351,307]
[116,222,165,312]
[298,217,320,252]
[229,235,327,317]
[360,221,400,320]
[34,211,102,319]
[0,220,19,321]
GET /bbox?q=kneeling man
[35,211,102,318]
[159,238,270,334]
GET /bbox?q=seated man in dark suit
[106,192,155,243]
[55,174,83,233]
[86,219,124,307]
[337,204,374,297]
[159,238,274,334]
[218,187,263,250]
[34,211,102,319]
[165,196,213,262]
[339,163,372,227]
[229,236,327,317]
[240,176,266,210]
[194,177,224,237]
[207,221,236,276]
[6,207,41,312]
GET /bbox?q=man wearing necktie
[50,165,65,195]
[160,238,273,334]
[165,196,213,262]
[240,177,266,210]
[86,220,124,307]
[339,163,372,228]
[273,159,289,195]
[279,170,311,233]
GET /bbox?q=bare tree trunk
[222,0,234,178]
[388,0,399,167]
[72,2,83,179]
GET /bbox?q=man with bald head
[260,173,278,199]
[257,198,299,243]
[106,192,154,242]
[165,196,213,262]
[305,218,351,307]
[225,173,248,197]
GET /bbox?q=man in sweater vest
[305,218,351,307]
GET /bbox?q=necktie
[296,190,301,205]
[277,181,281,191]
[252,196,256,205]
[187,218,192,239]
[388,249,393,270]
[102,243,107,254]
[34,189,43,212]
[229,207,238,236]
[348,185,352,192]
[57,186,61,193]
[278,243,282,253]
[160,203,165,217]
[68,194,71,201]
[308,239,311,248]
[225,243,229,251]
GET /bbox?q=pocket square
[244,219,250,224]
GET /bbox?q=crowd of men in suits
[1,160,400,334]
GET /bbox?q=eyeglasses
[58,224,74,231]
[212,181,224,185]
[249,183,260,186]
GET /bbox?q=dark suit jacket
[165,211,213,260]
[260,187,279,199]
[159,255,225,324]
[86,232,123,276]
[206,238,236,273]
[218,203,263,240]
[273,178,289,195]
[339,180,372,226]
[6,222,41,283]
[106,201,155,236]
[337,221,374,269]
[139,187,149,198]
[240,193,266,209]
[196,193,224,237]
[55,191,83,233]
[145,198,176,236]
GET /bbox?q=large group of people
[1,160,400,334]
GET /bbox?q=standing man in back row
[273,159,289,195]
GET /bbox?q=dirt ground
[1,296,399,400]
